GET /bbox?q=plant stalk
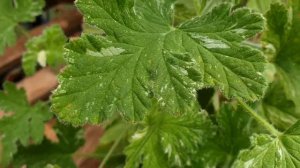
[98,130,126,168]
[238,99,281,136]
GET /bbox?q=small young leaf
[192,104,255,167]
[0,82,52,167]
[263,3,291,51]
[0,0,44,54]
[52,1,266,125]
[216,105,254,156]
[22,25,67,76]
[124,109,213,168]
[233,120,300,168]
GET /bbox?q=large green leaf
[124,109,213,168]
[22,25,67,76]
[233,120,300,168]
[0,82,52,167]
[13,124,84,168]
[0,0,44,54]
[51,1,266,125]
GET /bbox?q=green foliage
[96,119,129,168]
[13,124,84,168]
[0,0,44,54]
[22,25,67,76]
[124,108,213,168]
[192,104,256,167]
[52,0,266,126]
[234,121,300,168]
[262,2,300,130]
[0,82,52,167]
[215,105,254,160]
[2,0,300,167]
[248,0,281,13]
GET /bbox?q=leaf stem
[237,99,281,136]
[16,24,31,39]
[98,130,126,168]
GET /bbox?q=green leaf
[124,109,213,168]
[0,82,52,167]
[0,0,44,54]
[263,3,291,53]
[52,1,266,125]
[13,124,84,168]
[22,25,67,76]
[96,119,128,168]
[273,3,300,110]
[216,105,253,156]
[193,104,254,167]
[233,120,300,168]
[262,79,299,130]
[100,120,128,146]
[262,3,300,129]
[247,0,281,13]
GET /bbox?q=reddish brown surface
[75,126,104,168]
[44,119,59,143]
[0,9,82,76]
[17,68,58,104]
[0,68,57,118]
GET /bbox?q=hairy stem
[99,130,126,168]
[238,99,281,136]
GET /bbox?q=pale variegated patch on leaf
[22,25,67,76]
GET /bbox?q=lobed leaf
[0,0,44,54]
[233,120,300,168]
[191,104,255,167]
[0,82,52,166]
[13,124,84,168]
[52,0,266,125]
[124,109,213,168]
